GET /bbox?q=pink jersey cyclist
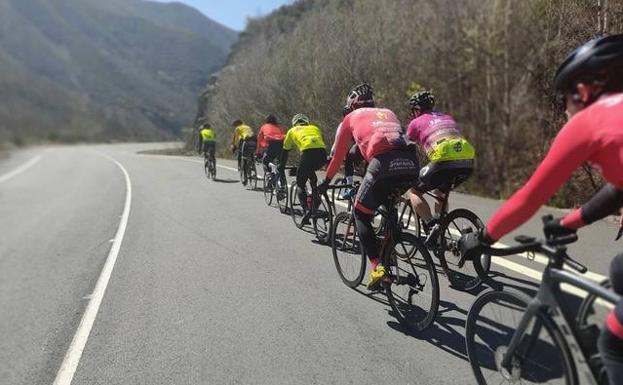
[406,112,462,155]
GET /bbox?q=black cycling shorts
[202,141,215,155]
[241,137,257,157]
[297,148,327,188]
[416,159,474,192]
[355,150,420,214]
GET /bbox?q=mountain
[0,0,237,143]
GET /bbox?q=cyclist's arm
[486,116,594,240]
[561,184,623,229]
[256,128,264,153]
[325,117,353,180]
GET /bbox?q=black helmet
[232,119,243,127]
[265,114,278,124]
[409,90,435,111]
[344,83,374,112]
[554,34,623,94]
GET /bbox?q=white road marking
[0,154,42,185]
[53,154,132,385]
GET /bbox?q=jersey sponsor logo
[376,111,388,120]
[453,142,463,152]
[599,93,623,108]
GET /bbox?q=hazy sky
[152,0,293,31]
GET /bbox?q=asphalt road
[1,143,619,385]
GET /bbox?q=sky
[152,0,293,31]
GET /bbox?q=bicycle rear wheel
[439,208,490,291]
[204,158,210,179]
[385,232,439,332]
[465,289,577,385]
[263,172,274,206]
[313,192,333,243]
[276,176,288,214]
[331,211,365,287]
[210,160,217,180]
[290,182,306,228]
[249,162,258,190]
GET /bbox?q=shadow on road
[213,178,239,184]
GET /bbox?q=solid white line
[0,154,42,185]
[52,155,132,385]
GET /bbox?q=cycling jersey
[486,92,623,240]
[200,128,215,142]
[283,124,326,152]
[326,108,409,180]
[257,123,285,152]
[232,124,254,146]
[407,112,475,162]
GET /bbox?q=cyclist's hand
[459,229,494,266]
[317,178,330,195]
[543,216,576,239]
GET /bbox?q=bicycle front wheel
[249,162,258,190]
[313,192,333,244]
[290,182,306,228]
[465,289,577,385]
[439,208,490,291]
[331,211,365,287]
[385,232,439,332]
[263,172,274,206]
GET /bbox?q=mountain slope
[0,0,237,143]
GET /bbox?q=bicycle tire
[210,160,217,180]
[204,158,210,179]
[249,162,258,190]
[290,181,305,228]
[276,176,288,214]
[331,211,366,287]
[263,172,274,206]
[438,208,490,291]
[313,192,333,244]
[577,279,611,327]
[465,289,577,385]
[385,232,439,332]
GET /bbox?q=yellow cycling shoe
[367,265,386,289]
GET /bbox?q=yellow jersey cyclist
[230,119,256,182]
[278,114,327,223]
[198,122,216,162]
[405,90,476,232]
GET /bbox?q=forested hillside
[197,0,623,206]
[0,0,237,144]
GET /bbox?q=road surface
[0,143,618,385]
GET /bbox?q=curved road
[0,143,619,385]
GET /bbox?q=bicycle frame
[500,245,620,384]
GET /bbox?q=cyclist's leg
[599,254,623,383]
[409,188,433,223]
[208,142,216,162]
[296,150,313,211]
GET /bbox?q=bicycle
[203,149,216,180]
[263,162,292,214]
[289,169,333,243]
[239,151,258,190]
[332,182,440,332]
[421,188,491,291]
[464,215,620,385]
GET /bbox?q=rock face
[0,0,237,143]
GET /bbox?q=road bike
[263,162,292,214]
[289,168,333,243]
[203,149,216,180]
[331,182,440,331]
[239,151,258,190]
[464,215,620,385]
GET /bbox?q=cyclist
[460,34,623,383]
[197,121,216,163]
[231,120,256,184]
[406,90,475,233]
[278,114,327,222]
[318,83,419,288]
[329,107,364,200]
[256,114,285,174]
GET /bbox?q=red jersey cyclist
[461,34,623,383]
[318,83,420,289]
[256,114,285,174]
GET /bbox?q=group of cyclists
[196,34,623,383]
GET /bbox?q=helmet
[291,113,310,126]
[265,114,278,124]
[201,122,211,128]
[232,119,243,127]
[554,34,623,94]
[344,83,374,112]
[409,90,435,111]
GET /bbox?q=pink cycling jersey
[487,93,623,240]
[406,111,462,154]
[326,108,406,180]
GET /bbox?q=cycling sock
[370,258,380,270]
[346,176,354,185]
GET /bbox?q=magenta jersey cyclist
[406,112,462,155]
